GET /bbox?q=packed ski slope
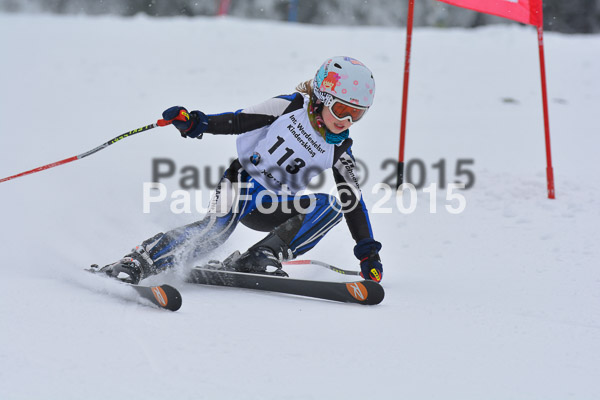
[1,14,599,400]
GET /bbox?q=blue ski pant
[143,160,343,271]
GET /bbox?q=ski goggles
[328,98,368,123]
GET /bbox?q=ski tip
[150,284,183,311]
[346,280,385,305]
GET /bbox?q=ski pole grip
[156,109,190,127]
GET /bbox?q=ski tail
[133,284,182,311]
[86,268,182,311]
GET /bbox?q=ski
[187,267,384,305]
[86,269,182,311]
[128,284,182,311]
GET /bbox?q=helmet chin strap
[308,96,327,137]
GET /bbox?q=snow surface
[1,14,599,400]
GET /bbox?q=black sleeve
[205,93,305,135]
[206,113,277,135]
[332,144,375,243]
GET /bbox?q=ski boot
[211,232,293,277]
[91,244,157,284]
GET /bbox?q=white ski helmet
[313,56,375,108]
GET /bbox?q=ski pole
[283,260,361,276]
[0,111,186,184]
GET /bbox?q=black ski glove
[354,238,383,283]
[159,106,208,139]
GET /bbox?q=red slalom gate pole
[397,0,415,189]
[217,0,231,16]
[537,24,556,199]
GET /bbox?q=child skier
[98,56,383,284]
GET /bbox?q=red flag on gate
[437,0,543,27]
[398,0,555,198]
